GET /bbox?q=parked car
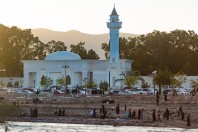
[110,90,120,95]
[16,90,34,95]
[91,88,102,94]
[125,88,139,94]
[47,85,64,92]
[53,90,64,94]
[118,90,132,95]
[136,88,155,94]
[22,88,37,94]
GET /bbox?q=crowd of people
[85,94,192,127]
[12,87,196,128]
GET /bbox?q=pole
[109,71,110,89]
[33,80,35,88]
[5,126,8,132]
[65,74,67,94]
[0,77,2,89]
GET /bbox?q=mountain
[31,28,138,59]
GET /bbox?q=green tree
[141,82,150,88]
[46,40,67,54]
[70,42,88,59]
[33,37,48,60]
[40,75,53,89]
[14,81,19,87]
[99,81,108,94]
[0,25,43,76]
[124,76,138,88]
[70,42,99,59]
[101,42,110,59]
[172,73,187,88]
[7,82,13,87]
[190,79,198,89]
[87,49,99,59]
[153,70,173,94]
[56,77,65,86]
[86,81,97,88]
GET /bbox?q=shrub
[0,103,24,117]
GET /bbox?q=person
[62,108,65,116]
[89,109,94,117]
[116,103,120,115]
[187,114,191,126]
[128,107,132,119]
[33,108,38,118]
[132,110,136,119]
[179,105,183,116]
[125,110,129,119]
[165,108,170,120]
[152,109,156,121]
[141,109,144,119]
[55,109,59,116]
[156,97,159,106]
[30,108,33,118]
[177,107,179,116]
[164,93,168,102]
[101,105,106,119]
[181,112,185,120]
[138,109,141,120]
[93,108,96,118]
[157,110,161,122]
[124,104,127,112]
[58,109,62,116]
[156,91,160,106]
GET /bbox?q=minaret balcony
[107,22,122,29]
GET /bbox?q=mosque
[21,7,133,89]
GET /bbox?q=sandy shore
[1,90,198,129]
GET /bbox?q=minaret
[107,6,122,63]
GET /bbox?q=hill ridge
[32,28,137,59]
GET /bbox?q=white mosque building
[21,7,133,89]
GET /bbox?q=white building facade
[21,7,133,89]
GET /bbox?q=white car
[175,87,190,94]
[118,90,132,95]
[16,90,34,95]
[136,88,156,94]
[125,89,139,94]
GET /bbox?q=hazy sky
[0,0,198,34]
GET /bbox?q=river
[0,121,197,132]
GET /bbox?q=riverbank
[1,91,198,130]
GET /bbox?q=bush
[7,82,13,87]
[0,103,24,117]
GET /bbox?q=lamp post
[0,69,6,89]
[33,80,36,88]
[109,67,117,90]
[83,78,87,95]
[62,64,69,94]
[10,78,13,93]
[152,70,157,95]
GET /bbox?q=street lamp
[62,64,69,94]
[10,78,13,93]
[109,67,117,89]
[0,69,6,89]
[152,70,157,95]
[33,80,36,88]
[83,78,87,95]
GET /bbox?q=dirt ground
[1,89,198,129]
